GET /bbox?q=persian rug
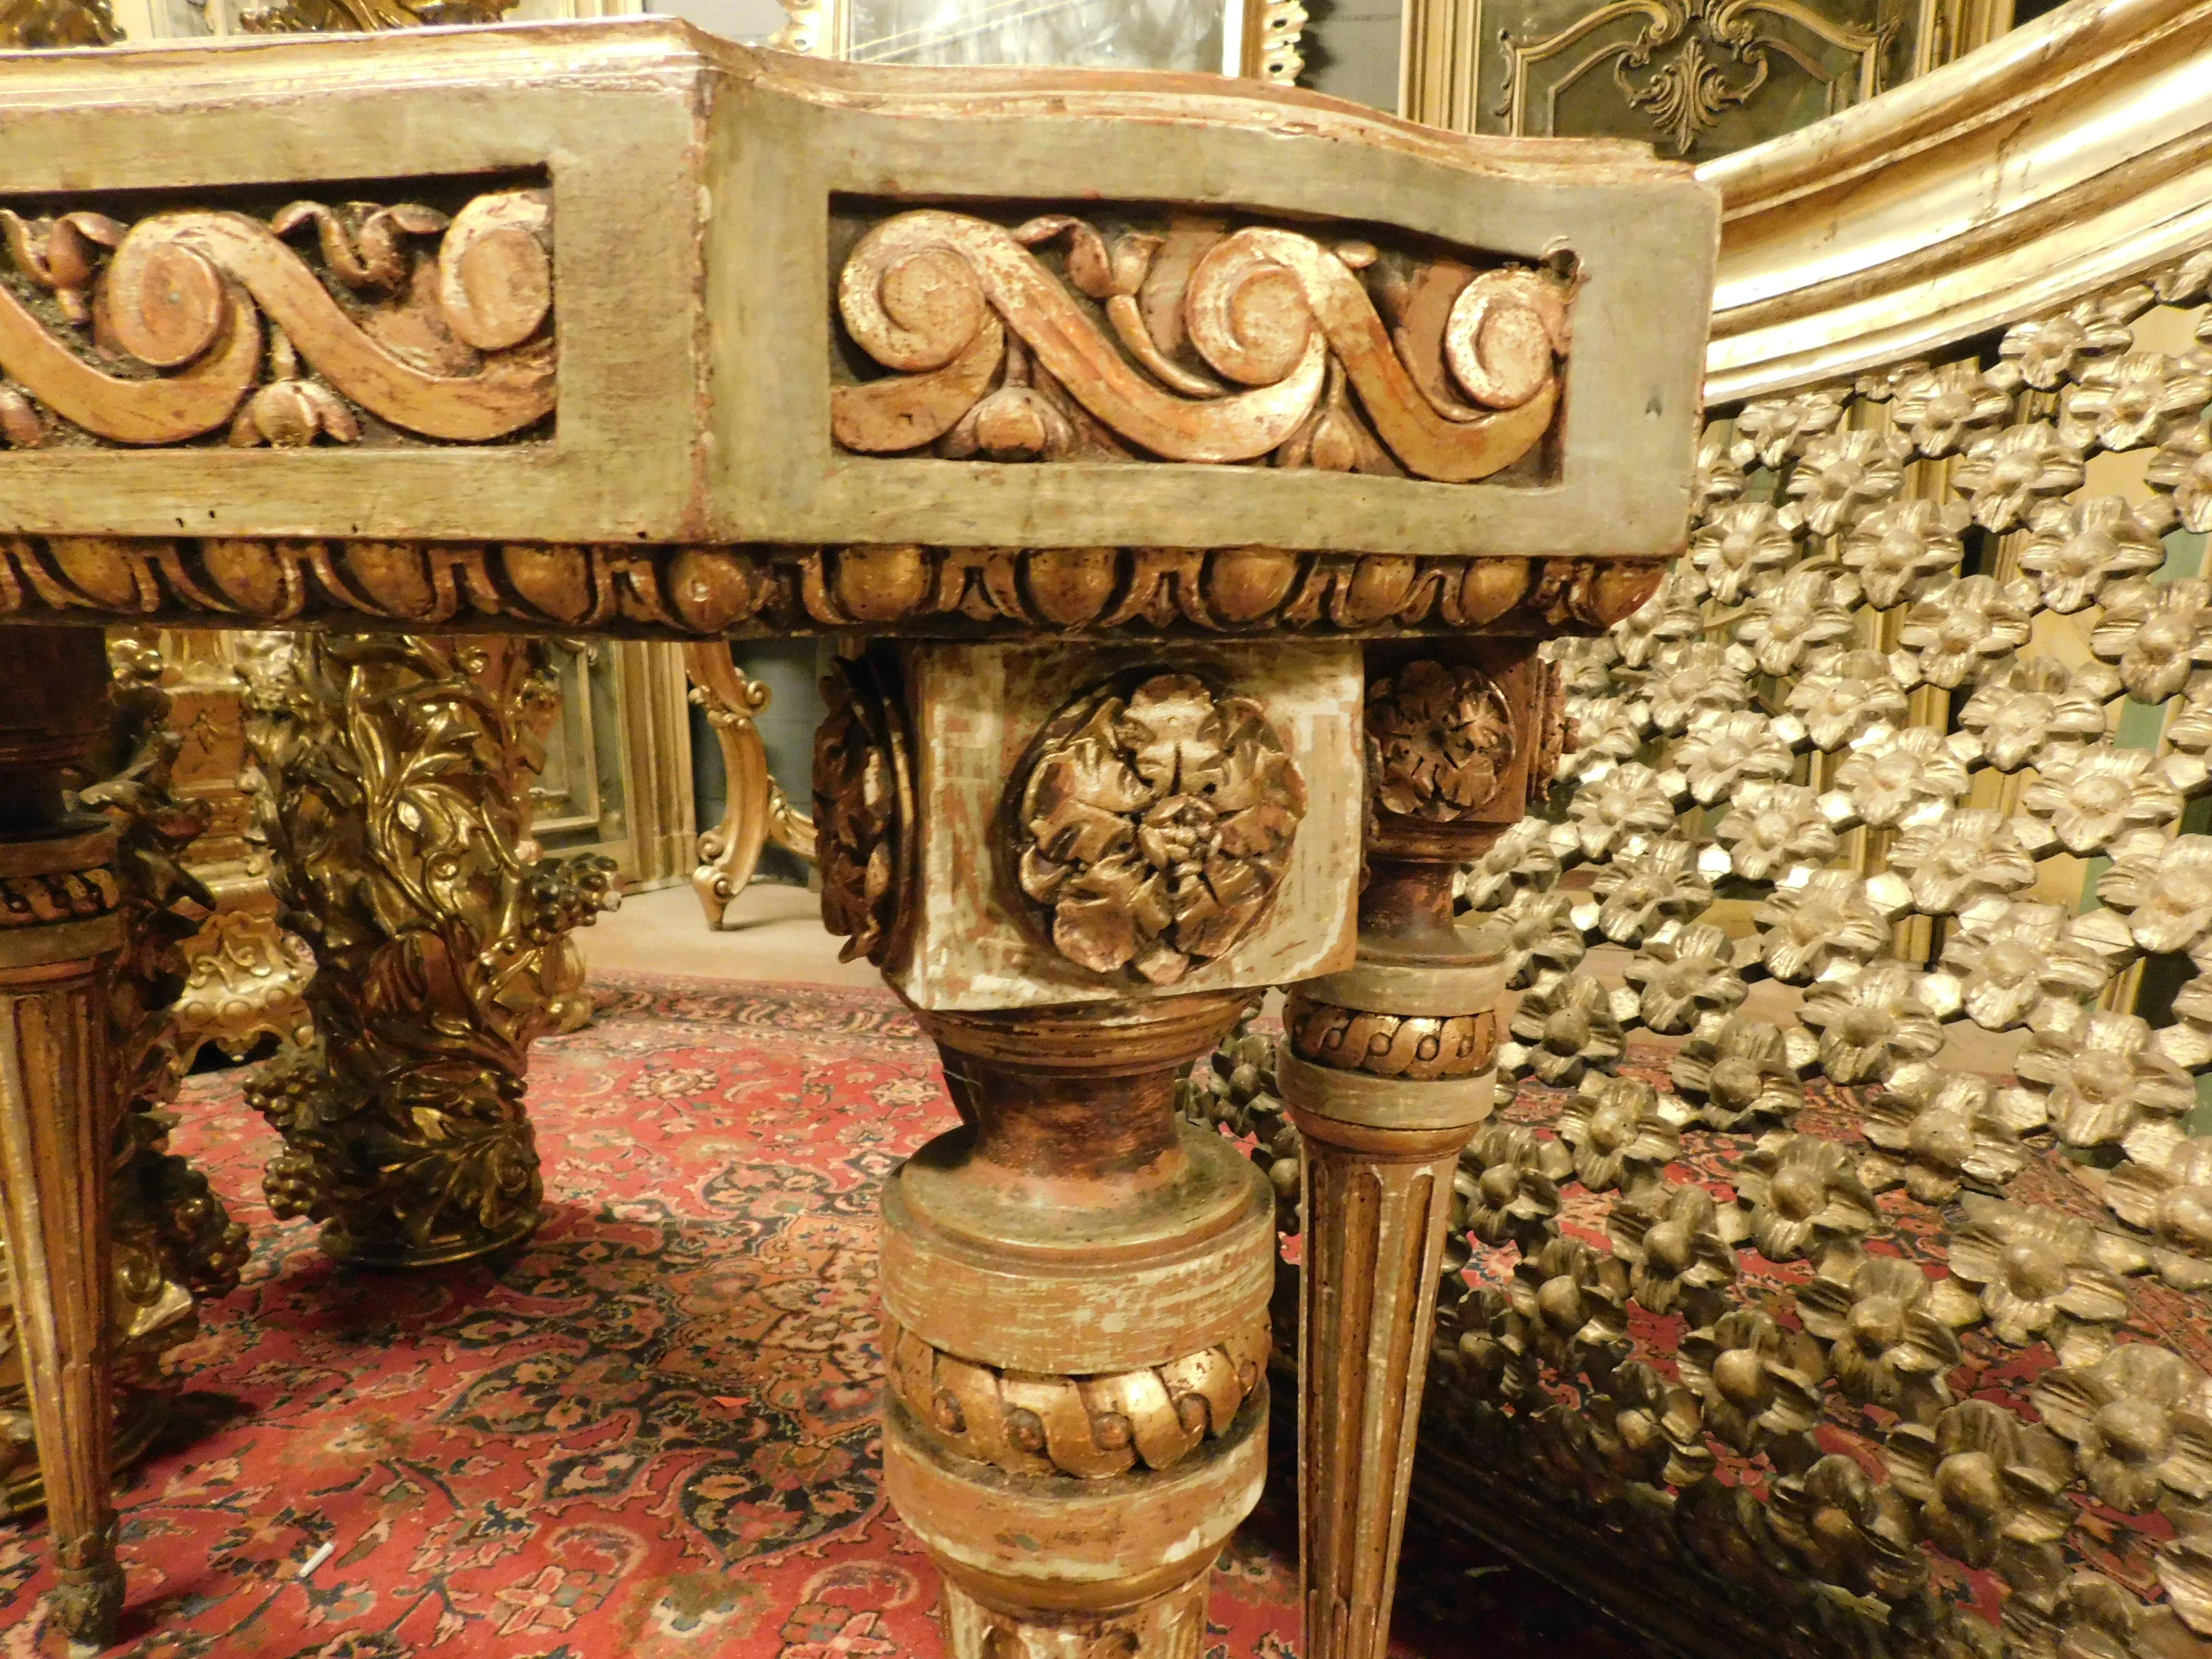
[0,974,1648,1659]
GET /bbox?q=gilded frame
[770,0,1309,83]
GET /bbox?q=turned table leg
[882,997,1276,1657]
[1286,646,1540,1659]
[0,630,128,1645]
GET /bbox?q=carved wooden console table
[0,23,1714,1654]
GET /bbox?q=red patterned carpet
[0,975,1647,1659]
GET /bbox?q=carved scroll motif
[832,209,1571,483]
[0,188,554,450]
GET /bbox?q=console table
[0,23,1714,1654]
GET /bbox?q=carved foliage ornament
[1007,670,1304,986]
[0,187,553,451]
[832,208,1571,484]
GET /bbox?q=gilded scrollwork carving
[883,1313,1268,1481]
[1364,658,1517,821]
[240,634,618,1268]
[0,185,553,449]
[1004,669,1304,986]
[1283,994,1498,1080]
[831,208,1571,483]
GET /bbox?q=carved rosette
[1365,658,1518,822]
[884,1314,1268,1481]
[812,655,917,970]
[0,642,249,1515]
[0,186,553,452]
[240,634,618,1268]
[1005,670,1305,986]
[831,208,1571,483]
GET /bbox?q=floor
[580,883,880,991]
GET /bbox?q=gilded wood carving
[832,208,1570,481]
[0,187,553,449]
[240,635,618,1267]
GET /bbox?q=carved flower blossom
[1544,633,1620,697]
[1840,500,1964,619]
[1689,502,1799,604]
[1014,673,1304,986]
[1458,1122,1571,1251]
[2164,1515,2212,1641]
[1609,1181,1739,1318]
[2092,579,2212,704]
[1623,923,1745,1034]
[1736,569,1863,677]
[1460,817,1562,911]
[2019,493,2175,613]
[1672,709,1796,807]
[2097,830,2212,957]
[1957,656,2120,774]
[1502,972,1623,1086]
[1786,646,1910,751]
[1896,573,2039,688]
[1735,1132,1880,1262]
[2148,415,2212,532]
[228,329,361,450]
[1768,1455,1923,1601]
[1693,424,1745,513]
[1923,901,2113,1033]
[1495,886,1586,989]
[1830,725,1976,828]
[1952,423,2087,531]
[1859,1064,2026,1201]
[1890,360,2012,456]
[1596,1359,1714,1487]
[2018,746,2185,855]
[1671,1014,1804,1129]
[2008,1562,2207,1659]
[2060,351,2212,452]
[1563,760,1680,861]
[1885,1400,2073,1569]
[1581,839,1712,946]
[2014,1009,2195,1151]
[1885,807,2037,915]
[2104,1127,2212,1290]
[1557,1073,1683,1194]
[1996,306,2133,392]
[1610,565,1707,670]
[1557,697,1642,783]
[1708,781,1837,881]
[1646,640,1754,735]
[2034,1344,2212,1512]
[1750,869,1895,984]
[1948,1197,2133,1351]
[1731,389,1844,469]
[1800,1252,1971,1419]
[1785,427,1910,535]
[1508,1236,1630,1374]
[1798,964,1945,1085]
[1679,1307,1827,1452]
[1365,660,1514,820]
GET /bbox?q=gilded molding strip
[0,188,553,449]
[0,540,1662,641]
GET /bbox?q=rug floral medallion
[0,976,1633,1659]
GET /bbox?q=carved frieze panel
[0,181,553,452]
[830,203,1571,485]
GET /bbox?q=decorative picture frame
[771,0,1307,83]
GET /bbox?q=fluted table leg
[1288,644,1545,1659]
[0,630,127,1645]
